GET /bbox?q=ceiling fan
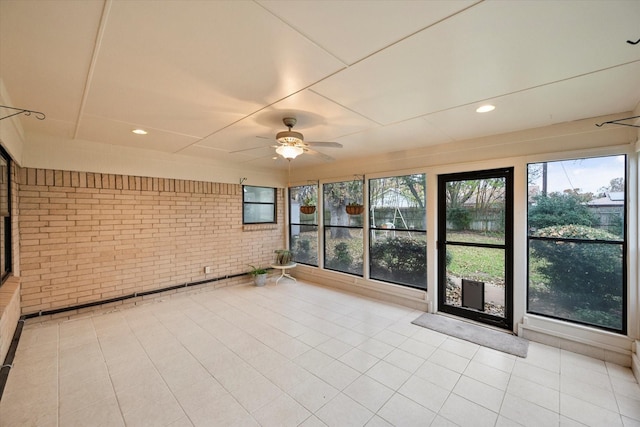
[273,117,342,160]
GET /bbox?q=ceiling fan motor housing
[276,130,304,144]
[282,117,297,128]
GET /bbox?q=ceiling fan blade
[229,144,269,154]
[238,153,283,164]
[305,141,343,148]
[305,148,335,162]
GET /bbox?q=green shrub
[370,236,426,288]
[326,241,354,272]
[447,207,472,231]
[530,224,623,329]
[528,193,596,230]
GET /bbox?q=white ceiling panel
[84,0,346,139]
[0,0,104,131]
[179,144,284,170]
[334,116,453,160]
[257,0,477,65]
[422,61,640,143]
[311,0,640,125]
[77,115,199,153]
[1,0,638,171]
[192,88,376,153]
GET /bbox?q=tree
[445,178,504,232]
[528,192,597,230]
[446,180,477,210]
[400,174,426,208]
[473,178,505,232]
[324,180,362,238]
[598,177,624,195]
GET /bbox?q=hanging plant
[344,175,364,215]
[300,205,316,214]
[300,196,316,214]
[346,202,364,215]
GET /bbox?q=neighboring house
[588,191,625,233]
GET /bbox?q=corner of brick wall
[17,169,285,315]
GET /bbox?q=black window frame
[288,184,319,266]
[368,173,427,290]
[242,185,276,225]
[0,145,11,285]
[526,156,627,334]
[322,180,364,277]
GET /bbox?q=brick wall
[17,168,284,314]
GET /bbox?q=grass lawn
[447,232,504,284]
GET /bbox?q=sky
[529,155,625,195]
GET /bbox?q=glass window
[243,185,276,224]
[527,155,626,333]
[323,180,364,275]
[369,174,427,289]
[289,184,318,266]
[0,148,10,283]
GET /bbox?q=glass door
[437,168,513,329]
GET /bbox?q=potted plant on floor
[248,265,268,286]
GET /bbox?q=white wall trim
[293,264,429,311]
[519,314,633,356]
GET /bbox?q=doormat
[412,313,528,358]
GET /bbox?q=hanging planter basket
[346,204,364,215]
[300,205,316,214]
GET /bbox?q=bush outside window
[527,155,626,333]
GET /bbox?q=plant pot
[346,204,364,215]
[253,273,268,287]
[300,205,316,214]
[275,249,293,265]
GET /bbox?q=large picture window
[369,174,427,289]
[323,179,363,275]
[243,185,276,224]
[527,155,626,333]
[289,184,318,266]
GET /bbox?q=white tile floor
[1,280,639,427]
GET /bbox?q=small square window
[243,185,276,224]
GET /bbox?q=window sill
[243,223,278,232]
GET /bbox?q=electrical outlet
[204,266,211,274]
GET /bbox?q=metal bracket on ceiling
[595,115,640,128]
[0,105,46,121]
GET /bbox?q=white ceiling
[1,0,639,170]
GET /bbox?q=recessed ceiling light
[132,129,148,135]
[476,105,496,113]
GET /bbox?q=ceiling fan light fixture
[276,145,304,159]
